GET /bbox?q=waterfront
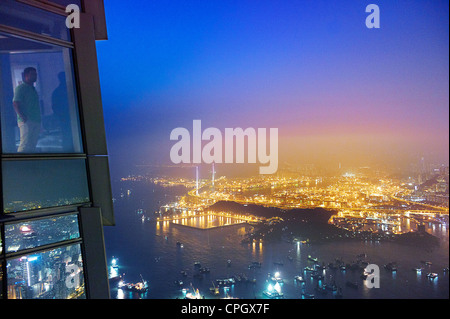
[103,181,449,299]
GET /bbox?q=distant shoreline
[207,200,441,247]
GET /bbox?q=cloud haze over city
[96,0,449,177]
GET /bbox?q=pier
[157,212,258,230]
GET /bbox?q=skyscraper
[212,162,215,187]
[0,0,114,299]
[196,166,199,196]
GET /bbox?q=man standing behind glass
[13,67,41,153]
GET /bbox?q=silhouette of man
[52,71,74,152]
[13,67,41,153]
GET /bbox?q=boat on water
[360,269,373,280]
[302,293,315,299]
[316,263,326,270]
[248,261,262,269]
[308,255,318,262]
[384,262,397,272]
[209,282,220,295]
[427,273,438,280]
[216,278,235,287]
[185,288,202,299]
[263,289,284,299]
[294,275,305,283]
[232,273,249,283]
[119,275,148,293]
[304,266,315,272]
[199,267,210,274]
[269,276,284,284]
[194,261,201,268]
[176,241,184,248]
[109,273,122,283]
[222,294,239,299]
[108,257,122,283]
[413,267,423,273]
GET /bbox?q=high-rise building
[0,0,114,299]
[196,166,199,195]
[212,162,215,187]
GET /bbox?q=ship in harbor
[119,274,149,293]
[108,257,122,283]
[308,255,319,263]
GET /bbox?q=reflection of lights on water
[274,282,281,293]
[267,283,281,293]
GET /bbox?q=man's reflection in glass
[12,67,41,153]
[52,72,73,152]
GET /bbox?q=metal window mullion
[1,154,87,161]
[77,208,90,299]
[3,209,79,225]
[1,222,6,299]
[1,202,92,219]
[0,24,74,49]
[16,0,68,16]
[4,237,82,260]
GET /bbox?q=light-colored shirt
[13,83,41,123]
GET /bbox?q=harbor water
[103,181,449,299]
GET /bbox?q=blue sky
[96,0,449,175]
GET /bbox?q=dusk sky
[96,0,449,176]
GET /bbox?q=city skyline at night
[93,0,449,301]
[3,0,446,302]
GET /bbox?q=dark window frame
[0,0,97,299]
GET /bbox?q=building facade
[0,0,114,299]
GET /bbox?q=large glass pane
[7,244,85,299]
[2,159,90,213]
[0,0,71,42]
[5,213,80,253]
[0,33,84,154]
